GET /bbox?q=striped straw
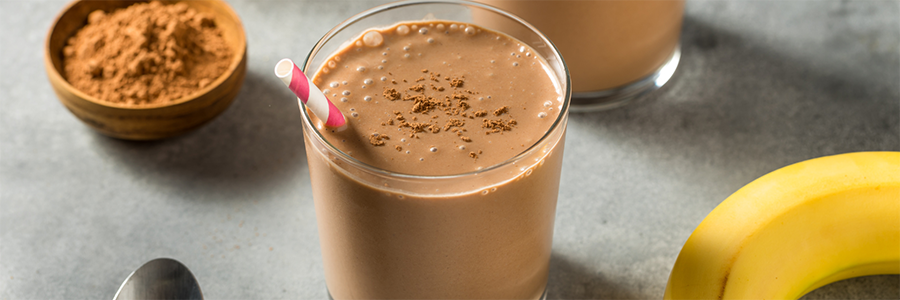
[275,58,346,128]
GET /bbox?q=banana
[664,152,900,299]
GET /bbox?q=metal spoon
[113,258,203,300]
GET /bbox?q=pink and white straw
[275,58,346,127]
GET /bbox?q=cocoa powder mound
[62,1,233,105]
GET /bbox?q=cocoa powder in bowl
[62,1,233,106]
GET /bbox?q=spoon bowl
[114,258,203,300]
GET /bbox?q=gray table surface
[2,0,899,299]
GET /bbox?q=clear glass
[299,1,570,299]
[475,0,685,111]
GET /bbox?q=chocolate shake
[477,0,684,108]
[299,2,569,299]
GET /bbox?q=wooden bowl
[44,0,247,140]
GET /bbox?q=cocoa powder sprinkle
[409,84,425,92]
[369,133,390,146]
[483,118,516,133]
[493,106,510,116]
[383,88,401,100]
[371,71,521,152]
[443,118,465,131]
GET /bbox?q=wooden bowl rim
[44,0,248,111]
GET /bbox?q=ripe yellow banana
[664,152,900,299]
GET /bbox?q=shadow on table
[546,254,638,299]
[546,253,900,299]
[800,275,900,299]
[90,69,309,201]
[569,14,899,197]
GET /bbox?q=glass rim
[300,0,571,180]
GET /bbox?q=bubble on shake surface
[538,112,547,118]
[364,79,373,85]
[464,26,476,35]
[362,31,384,47]
[363,96,372,102]
[357,66,366,72]
[544,101,552,107]
[418,28,428,34]
[430,147,438,152]
[396,25,410,35]
[330,82,339,88]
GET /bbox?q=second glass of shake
[299,1,570,298]
[477,0,685,111]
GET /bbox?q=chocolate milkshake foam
[309,21,563,175]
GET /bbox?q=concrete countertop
[1,0,898,299]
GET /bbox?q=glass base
[570,44,682,112]
[326,285,548,299]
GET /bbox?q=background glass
[477,0,685,111]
